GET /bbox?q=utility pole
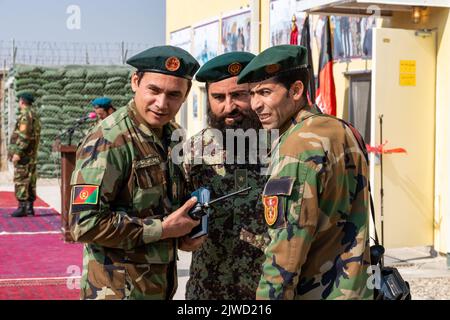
[121,41,128,64]
[12,39,17,67]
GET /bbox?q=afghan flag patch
[72,185,99,205]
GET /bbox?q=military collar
[294,104,323,125]
[269,104,322,157]
[127,99,175,150]
[20,105,32,113]
[279,104,322,135]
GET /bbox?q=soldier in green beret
[8,92,41,217]
[237,45,373,300]
[68,45,204,300]
[183,51,269,299]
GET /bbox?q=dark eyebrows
[167,90,183,97]
[147,84,183,97]
[147,84,162,92]
[250,87,270,95]
[210,89,249,97]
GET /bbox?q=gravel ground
[407,277,450,300]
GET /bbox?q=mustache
[207,106,262,131]
[227,109,240,117]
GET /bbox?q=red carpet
[0,191,50,207]
[0,192,82,299]
[0,208,61,233]
[0,234,83,279]
[0,234,83,299]
[0,278,80,300]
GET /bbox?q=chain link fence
[1,64,134,178]
[0,40,153,67]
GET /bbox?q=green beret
[237,45,309,84]
[127,45,200,80]
[17,92,35,104]
[195,51,256,83]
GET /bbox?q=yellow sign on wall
[400,60,416,86]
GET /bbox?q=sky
[0,0,166,44]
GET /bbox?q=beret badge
[265,63,281,75]
[165,56,181,72]
[228,62,242,76]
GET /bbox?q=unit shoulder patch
[263,195,278,226]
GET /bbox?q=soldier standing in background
[238,45,373,300]
[183,52,269,300]
[8,92,41,218]
[69,45,204,300]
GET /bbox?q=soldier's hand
[178,235,207,252]
[160,197,200,239]
[12,154,20,164]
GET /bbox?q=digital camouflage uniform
[8,104,41,202]
[183,128,268,300]
[256,104,373,300]
[69,100,187,300]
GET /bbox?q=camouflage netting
[3,64,134,178]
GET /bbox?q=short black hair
[273,67,310,100]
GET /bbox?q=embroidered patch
[19,124,27,132]
[72,185,99,205]
[134,156,161,169]
[265,63,281,75]
[235,169,248,191]
[263,195,278,226]
[228,62,242,75]
[165,56,181,72]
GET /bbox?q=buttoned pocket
[133,156,165,189]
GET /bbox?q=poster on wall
[269,0,375,59]
[269,0,306,46]
[193,20,219,66]
[221,10,251,53]
[330,16,375,59]
[169,27,192,52]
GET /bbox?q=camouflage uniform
[8,104,41,202]
[257,104,373,300]
[183,128,268,300]
[69,100,187,300]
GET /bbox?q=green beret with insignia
[237,45,309,84]
[195,51,256,83]
[126,45,200,80]
[17,92,35,104]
